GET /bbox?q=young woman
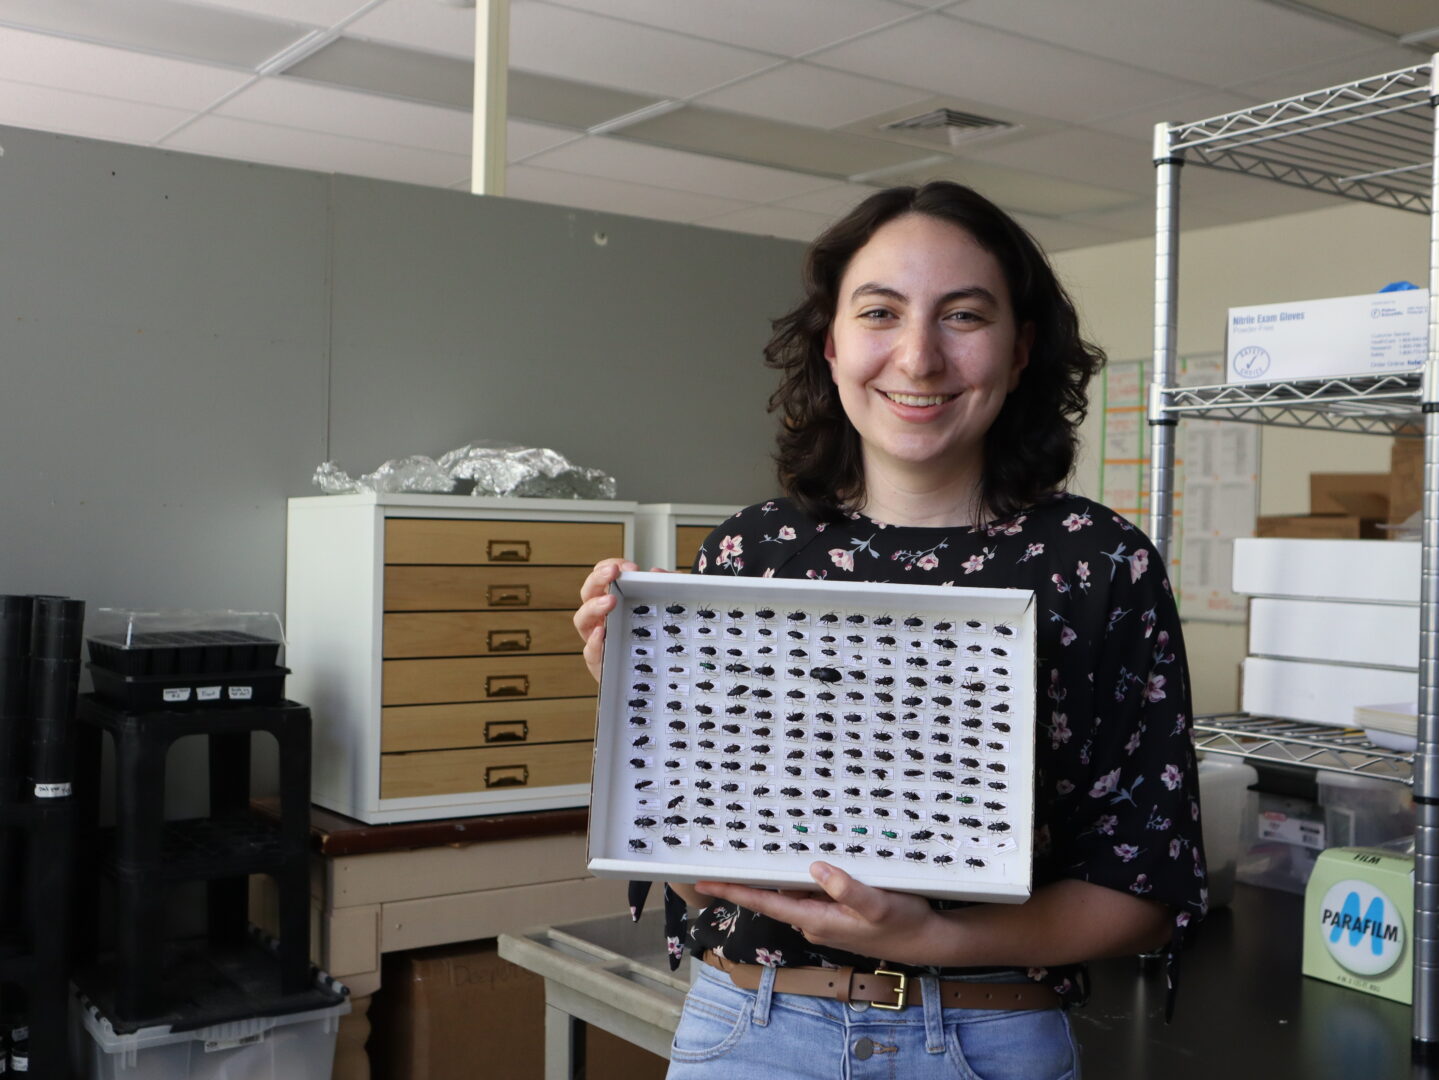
[574,182,1206,1079]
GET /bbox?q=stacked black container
[72,621,340,1037]
[0,594,84,1079]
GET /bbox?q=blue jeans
[667,961,1080,1080]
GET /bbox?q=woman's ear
[823,329,838,380]
[1009,322,1035,391]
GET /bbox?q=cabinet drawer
[674,525,714,571]
[384,566,588,612]
[383,653,594,706]
[381,741,593,799]
[386,518,623,566]
[383,611,580,658]
[382,697,596,753]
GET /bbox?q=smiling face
[824,213,1031,501]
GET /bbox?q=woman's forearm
[906,879,1172,969]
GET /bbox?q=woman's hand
[574,558,638,683]
[698,862,944,965]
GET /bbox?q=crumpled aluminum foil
[441,442,617,499]
[313,442,615,499]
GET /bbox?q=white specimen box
[587,572,1038,903]
[1232,538,1420,604]
[1241,657,1417,728]
[1248,597,1419,670]
[1225,291,1427,383]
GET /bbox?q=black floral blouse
[627,493,1207,1010]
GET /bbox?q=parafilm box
[1226,291,1427,383]
[1302,846,1413,1004]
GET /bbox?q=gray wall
[0,124,803,801]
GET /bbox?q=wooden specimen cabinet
[286,494,635,823]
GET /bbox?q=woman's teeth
[883,392,955,407]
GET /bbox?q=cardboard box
[1248,597,1419,669]
[1390,435,1422,527]
[1232,538,1420,603]
[368,940,668,1080]
[1303,847,1413,1004]
[1255,515,1382,540]
[1309,473,1390,518]
[1226,291,1427,383]
[1241,657,1416,728]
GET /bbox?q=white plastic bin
[72,993,350,1080]
[1197,756,1258,907]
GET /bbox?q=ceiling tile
[525,135,833,202]
[884,159,1139,216]
[162,113,469,186]
[344,0,478,59]
[1065,201,1161,240]
[775,183,883,216]
[543,0,919,57]
[1084,89,1257,141]
[509,71,661,130]
[0,26,252,109]
[619,106,937,180]
[811,12,1198,124]
[1227,45,1431,104]
[284,35,472,107]
[1011,213,1128,254]
[1178,167,1352,227]
[506,163,751,222]
[694,204,834,242]
[510,3,775,98]
[1290,0,1439,37]
[0,0,313,68]
[186,0,367,25]
[950,0,1389,86]
[695,62,931,130]
[507,120,580,162]
[0,79,192,143]
[958,128,1156,196]
[216,77,471,154]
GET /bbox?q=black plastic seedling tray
[87,665,289,711]
[87,631,281,676]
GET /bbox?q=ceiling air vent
[880,108,1019,148]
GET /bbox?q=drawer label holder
[486,764,530,788]
[486,674,531,698]
[488,584,532,607]
[488,539,532,562]
[488,629,532,653]
[484,719,530,744]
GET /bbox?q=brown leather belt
[703,952,1060,1012]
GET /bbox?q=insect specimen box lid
[587,572,1037,904]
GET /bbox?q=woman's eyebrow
[848,283,999,307]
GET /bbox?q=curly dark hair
[766,181,1105,523]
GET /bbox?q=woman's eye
[858,308,895,321]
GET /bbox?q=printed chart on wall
[1099,355,1258,623]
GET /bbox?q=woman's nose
[895,322,945,378]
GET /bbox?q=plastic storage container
[1197,756,1258,907]
[1236,791,1327,894]
[72,989,349,1080]
[1317,770,1415,849]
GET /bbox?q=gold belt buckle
[871,968,908,1010]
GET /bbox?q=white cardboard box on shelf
[1232,538,1420,604]
[1241,656,1417,728]
[587,572,1038,903]
[1226,291,1428,383]
[1249,597,1419,669]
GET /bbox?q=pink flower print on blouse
[1145,672,1167,703]
[805,569,828,580]
[962,546,995,575]
[713,906,739,934]
[1114,843,1140,862]
[1076,561,1090,591]
[1095,814,1118,836]
[716,534,743,567]
[917,553,939,570]
[1141,605,1157,639]
[1062,510,1093,532]
[667,936,684,960]
[761,501,777,514]
[1047,711,1071,748]
[754,947,784,967]
[1129,547,1149,583]
[1051,572,1070,594]
[1056,779,1075,795]
[1089,767,1121,798]
[1019,542,1045,563]
[1162,763,1184,790]
[778,526,796,540]
[697,552,708,573]
[1060,626,1077,646]
[1169,837,1183,859]
[762,568,775,577]
[1130,873,1152,895]
[829,547,855,572]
